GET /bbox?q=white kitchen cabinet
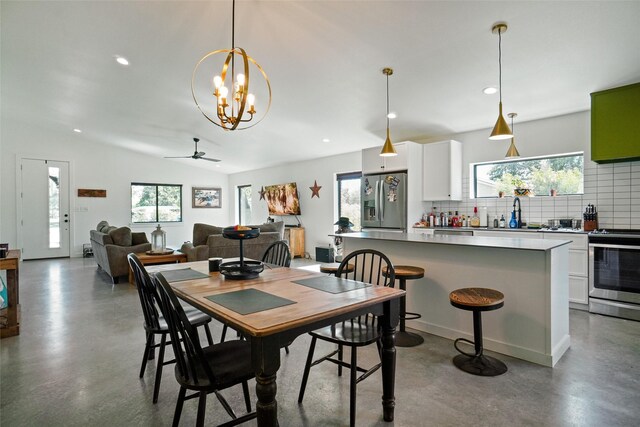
[543,233,589,306]
[362,142,408,175]
[422,140,462,201]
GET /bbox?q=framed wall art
[192,187,221,208]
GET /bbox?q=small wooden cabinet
[284,227,305,258]
[1,250,21,338]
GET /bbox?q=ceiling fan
[164,138,221,162]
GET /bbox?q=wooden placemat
[157,268,209,283]
[293,276,371,294]
[205,289,296,315]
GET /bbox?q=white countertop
[412,226,588,234]
[334,231,571,251]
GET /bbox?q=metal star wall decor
[259,186,266,200]
[310,180,322,198]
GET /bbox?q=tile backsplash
[425,160,640,229]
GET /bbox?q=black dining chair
[127,254,214,404]
[297,249,395,427]
[153,272,256,427]
[261,240,292,268]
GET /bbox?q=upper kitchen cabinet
[422,140,462,201]
[362,142,408,175]
[591,82,640,163]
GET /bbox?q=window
[337,172,362,231]
[473,153,584,198]
[238,185,252,225]
[131,183,182,223]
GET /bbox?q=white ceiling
[3,1,640,174]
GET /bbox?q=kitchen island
[338,231,571,367]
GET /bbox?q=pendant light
[489,23,513,140]
[191,0,271,131]
[380,68,397,157]
[505,112,521,158]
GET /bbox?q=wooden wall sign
[78,189,107,197]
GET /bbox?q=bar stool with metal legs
[449,287,507,376]
[382,265,425,347]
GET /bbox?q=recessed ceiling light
[387,112,397,119]
[322,138,331,143]
[483,86,498,95]
[215,164,221,168]
[115,56,129,66]
[73,128,82,133]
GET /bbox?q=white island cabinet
[338,231,571,367]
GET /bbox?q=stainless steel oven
[589,231,640,321]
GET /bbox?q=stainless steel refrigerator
[361,172,407,230]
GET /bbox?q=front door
[21,159,70,259]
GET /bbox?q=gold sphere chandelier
[380,67,398,157]
[191,0,271,131]
[505,112,521,158]
[489,23,513,140]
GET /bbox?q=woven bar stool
[382,265,425,347]
[319,262,354,275]
[449,287,507,376]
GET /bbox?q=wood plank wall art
[77,189,107,197]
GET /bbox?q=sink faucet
[513,196,522,228]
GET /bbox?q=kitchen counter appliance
[588,229,640,321]
[361,172,407,230]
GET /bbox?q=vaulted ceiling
[3,1,640,173]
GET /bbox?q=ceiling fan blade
[195,151,206,157]
[200,157,221,162]
[164,156,192,159]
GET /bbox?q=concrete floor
[1,257,639,426]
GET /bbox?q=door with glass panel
[21,159,70,259]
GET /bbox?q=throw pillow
[109,226,133,246]
[193,223,224,246]
[96,221,109,233]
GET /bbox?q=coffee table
[128,251,187,285]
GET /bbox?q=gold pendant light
[191,0,271,131]
[380,68,397,157]
[489,23,513,140]
[505,112,521,158]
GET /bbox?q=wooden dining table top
[146,261,405,338]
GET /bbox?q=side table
[1,250,21,338]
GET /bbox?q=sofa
[90,221,151,284]
[180,222,285,262]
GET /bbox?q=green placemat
[157,268,209,283]
[205,289,296,315]
[293,276,371,294]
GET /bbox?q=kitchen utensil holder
[584,219,598,232]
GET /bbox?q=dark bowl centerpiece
[219,226,264,280]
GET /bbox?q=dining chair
[220,240,293,354]
[153,272,256,427]
[261,240,292,268]
[297,249,395,427]
[127,254,214,404]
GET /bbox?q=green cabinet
[591,82,640,163]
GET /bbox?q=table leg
[380,299,399,422]
[251,337,281,426]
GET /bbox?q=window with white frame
[473,153,584,198]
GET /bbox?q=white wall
[1,121,229,256]
[228,151,362,258]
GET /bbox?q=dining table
[146,260,405,427]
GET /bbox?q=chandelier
[380,67,397,157]
[191,0,271,131]
[489,22,513,140]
